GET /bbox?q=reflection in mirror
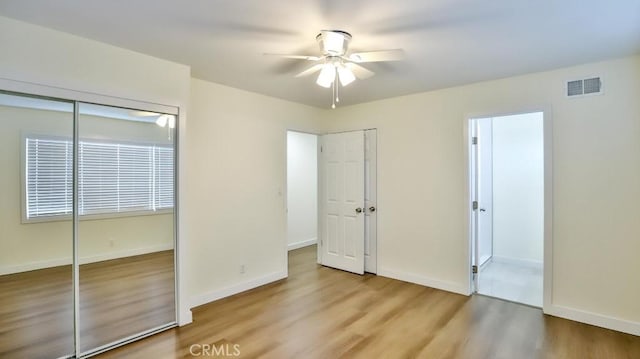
[77,103,176,353]
[0,92,74,358]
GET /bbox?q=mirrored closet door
[77,103,176,354]
[0,92,75,358]
[0,91,177,359]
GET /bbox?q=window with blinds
[25,138,74,219]
[25,136,174,220]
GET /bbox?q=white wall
[287,131,318,249]
[492,113,544,264]
[326,55,640,332]
[186,79,324,308]
[0,16,189,108]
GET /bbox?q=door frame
[464,107,553,312]
[284,127,378,273]
[364,129,378,274]
[469,118,494,293]
[284,129,322,277]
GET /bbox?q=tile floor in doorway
[478,259,543,307]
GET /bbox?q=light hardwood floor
[0,250,175,358]
[97,245,640,358]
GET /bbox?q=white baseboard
[288,238,317,251]
[0,257,70,276]
[378,267,470,296]
[189,271,288,309]
[546,304,640,337]
[78,243,173,265]
[0,243,174,275]
[491,255,543,269]
[178,308,193,326]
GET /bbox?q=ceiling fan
[266,30,405,108]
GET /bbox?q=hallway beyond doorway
[478,259,543,307]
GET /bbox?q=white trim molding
[546,305,640,337]
[189,271,287,309]
[0,77,179,115]
[378,267,470,296]
[178,310,193,326]
[288,238,317,251]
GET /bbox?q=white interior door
[477,118,493,266]
[364,130,377,273]
[319,131,365,274]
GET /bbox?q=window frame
[21,133,175,224]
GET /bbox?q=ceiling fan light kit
[155,114,176,140]
[155,114,175,129]
[267,30,405,108]
[316,63,336,88]
[337,63,356,86]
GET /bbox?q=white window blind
[25,136,173,220]
[26,138,73,218]
[154,146,174,210]
[79,142,155,215]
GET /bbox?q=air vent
[583,77,602,94]
[567,80,583,96]
[567,77,603,97]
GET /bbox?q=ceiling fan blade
[349,49,405,63]
[264,53,321,61]
[295,64,325,77]
[345,63,375,80]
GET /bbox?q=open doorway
[286,130,320,278]
[286,129,377,277]
[286,131,319,252]
[469,112,546,307]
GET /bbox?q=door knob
[369,206,376,212]
[355,208,363,213]
[480,208,486,212]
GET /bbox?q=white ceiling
[1,0,639,108]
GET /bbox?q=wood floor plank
[95,245,640,358]
[0,250,175,358]
[5,246,640,359]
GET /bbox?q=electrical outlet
[109,238,115,247]
[240,264,246,274]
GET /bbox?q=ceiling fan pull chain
[331,78,336,109]
[336,73,340,103]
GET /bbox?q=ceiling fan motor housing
[316,30,352,56]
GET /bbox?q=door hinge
[320,239,323,246]
[472,136,478,145]
[320,145,323,153]
[472,265,478,274]
[472,201,478,210]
